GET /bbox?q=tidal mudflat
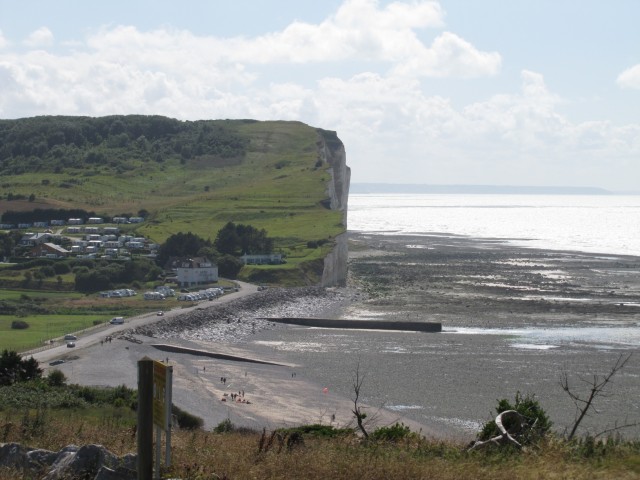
[246,232,640,439]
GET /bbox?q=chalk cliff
[316,129,350,287]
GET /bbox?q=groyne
[260,317,442,332]
[152,344,286,365]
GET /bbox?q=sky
[0,0,639,191]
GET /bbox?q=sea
[347,193,640,257]
[247,194,640,438]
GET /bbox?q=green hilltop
[0,115,348,285]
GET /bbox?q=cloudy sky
[1,0,639,191]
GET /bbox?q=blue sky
[1,0,639,191]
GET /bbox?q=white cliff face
[316,129,351,287]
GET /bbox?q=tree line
[0,115,250,175]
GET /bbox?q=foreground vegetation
[2,403,640,479]
[1,353,639,478]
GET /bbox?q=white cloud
[24,27,54,48]
[617,64,640,89]
[0,1,637,190]
[0,30,8,49]
[392,32,501,78]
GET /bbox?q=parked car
[49,359,65,366]
[64,334,77,341]
[109,317,124,324]
[66,342,76,348]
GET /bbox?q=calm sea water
[348,194,640,256]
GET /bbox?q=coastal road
[29,280,259,366]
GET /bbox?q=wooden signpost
[138,357,173,480]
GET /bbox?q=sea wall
[317,129,351,287]
[262,317,442,333]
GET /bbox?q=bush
[53,262,71,275]
[214,418,234,433]
[280,424,353,438]
[47,369,66,387]
[11,320,29,330]
[40,266,56,277]
[371,423,415,442]
[172,404,204,430]
[478,392,552,445]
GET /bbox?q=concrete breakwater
[260,317,442,332]
[152,343,286,365]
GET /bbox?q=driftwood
[468,410,535,451]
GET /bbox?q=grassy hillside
[0,116,345,282]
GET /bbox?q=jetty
[260,317,442,333]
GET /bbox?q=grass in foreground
[1,409,640,479]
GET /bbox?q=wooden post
[138,357,154,480]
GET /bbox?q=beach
[41,232,640,440]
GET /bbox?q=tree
[560,353,634,440]
[217,254,243,278]
[351,363,369,439]
[214,222,241,256]
[214,221,273,256]
[0,350,42,386]
[156,232,211,266]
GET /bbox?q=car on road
[66,342,76,348]
[157,311,164,316]
[64,334,77,341]
[49,359,65,366]
[109,316,124,324]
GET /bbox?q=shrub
[40,266,56,277]
[371,423,415,442]
[53,262,71,275]
[172,404,204,430]
[478,392,552,445]
[11,320,29,330]
[214,418,234,433]
[280,424,353,438]
[47,369,66,387]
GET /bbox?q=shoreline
[43,232,640,440]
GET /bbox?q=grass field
[0,314,112,352]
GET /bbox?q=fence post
[137,357,154,480]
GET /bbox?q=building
[240,253,284,265]
[175,257,218,287]
[20,233,52,246]
[32,243,70,258]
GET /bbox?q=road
[30,280,259,366]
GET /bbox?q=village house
[175,257,218,287]
[31,242,70,258]
[20,232,52,247]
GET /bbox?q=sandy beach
[38,232,640,440]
